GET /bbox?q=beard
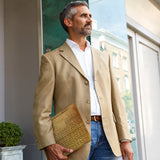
[80,23,92,36]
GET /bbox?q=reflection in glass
[89,0,137,159]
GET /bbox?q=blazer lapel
[59,42,87,79]
[91,47,101,81]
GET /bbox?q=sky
[89,0,128,40]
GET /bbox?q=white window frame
[112,52,119,68]
[116,77,121,90]
[123,56,128,71]
[127,16,160,160]
[124,75,129,91]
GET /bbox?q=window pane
[89,0,138,159]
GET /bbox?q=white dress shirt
[66,39,101,116]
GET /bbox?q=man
[33,1,133,160]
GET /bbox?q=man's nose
[87,16,92,23]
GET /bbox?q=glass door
[89,0,138,159]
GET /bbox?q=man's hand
[120,141,133,160]
[44,144,73,160]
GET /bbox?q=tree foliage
[122,92,134,120]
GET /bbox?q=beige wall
[4,0,41,159]
[125,0,160,38]
[0,0,5,122]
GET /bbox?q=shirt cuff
[120,139,131,143]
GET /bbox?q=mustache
[84,23,92,28]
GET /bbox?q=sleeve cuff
[120,139,131,143]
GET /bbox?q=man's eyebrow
[80,13,92,17]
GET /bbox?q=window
[112,52,119,68]
[123,57,128,71]
[124,75,130,91]
[100,42,106,51]
[128,28,160,160]
[116,77,121,90]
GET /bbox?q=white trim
[136,33,159,52]
[127,29,146,160]
[158,47,160,77]
[135,33,160,160]
[37,0,43,69]
[127,22,160,159]
[127,20,160,160]
[127,16,160,46]
[37,1,46,159]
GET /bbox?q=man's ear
[64,18,73,28]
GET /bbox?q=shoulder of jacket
[42,43,67,60]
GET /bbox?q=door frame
[127,17,160,160]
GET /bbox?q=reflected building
[91,20,131,96]
[91,20,135,139]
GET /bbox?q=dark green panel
[42,0,88,116]
[42,0,88,53]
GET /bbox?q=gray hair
[59,1,88,33]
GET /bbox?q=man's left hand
[120,141,133,160]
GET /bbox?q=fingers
[62,146,73,153]
[122,151,134,160]
[56,154,68,160]
[120,142,134,160]
[126,150,134,160]
[44,144,73,160]
[122,151,126,160]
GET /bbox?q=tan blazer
[33,42,131,160]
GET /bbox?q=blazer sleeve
[108,54,132,142]
[33,55,56,150]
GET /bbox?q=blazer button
[86,119,90,124]
[85,81,88,85]
[87,100,90,104]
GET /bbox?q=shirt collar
[66,38,90,51]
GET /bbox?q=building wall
[4,0,41,159]
[0,0,5,122]
[125,0,160,38]
[104,42,132,96]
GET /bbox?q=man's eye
[81,14,86,17]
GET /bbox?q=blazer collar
[59,42,87,79]
[59,42,102,81]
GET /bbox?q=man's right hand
[44,144,73,160]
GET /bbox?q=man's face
[70,6,92,37]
